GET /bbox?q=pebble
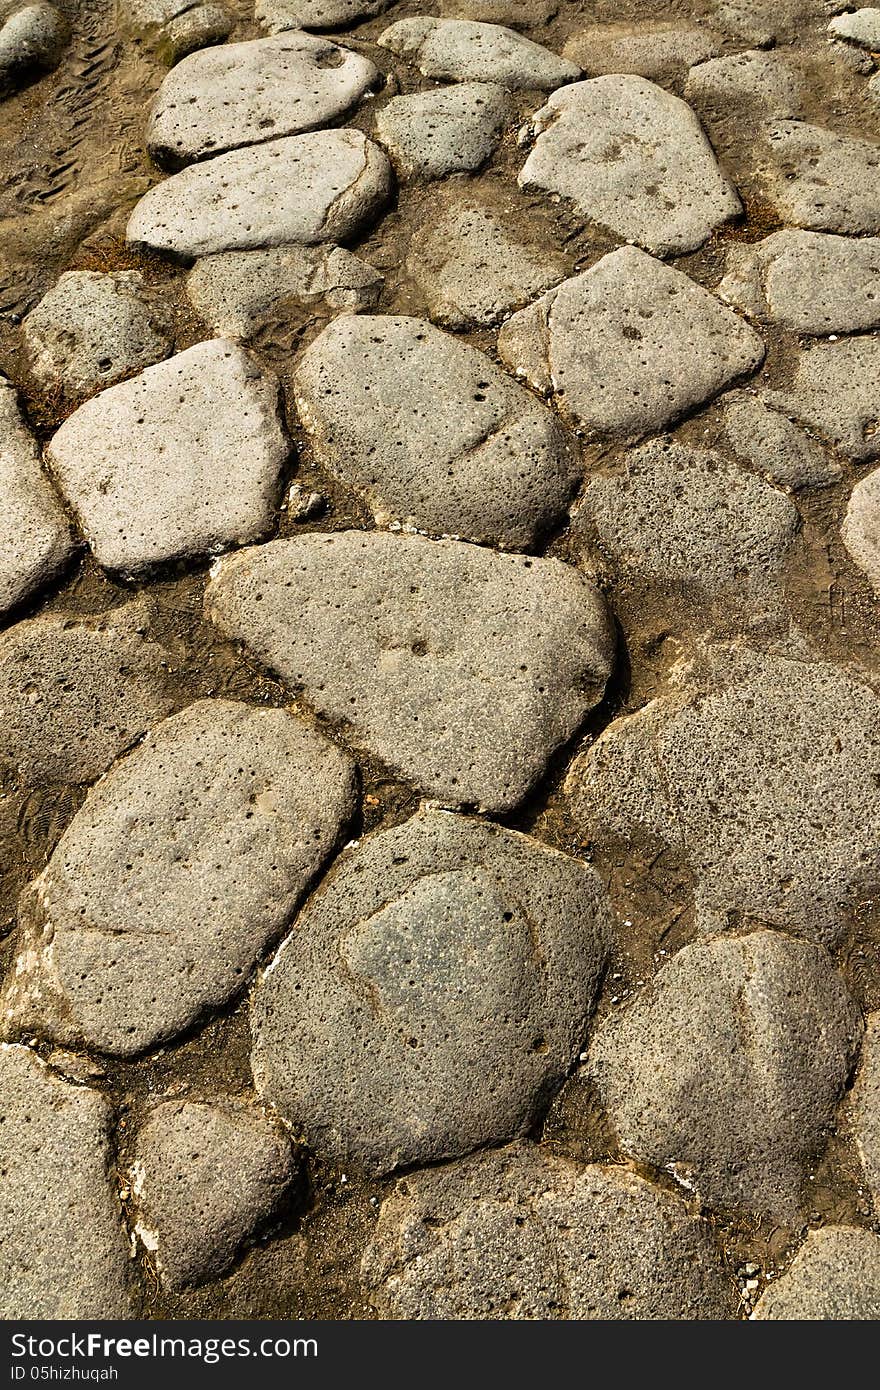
[375,82,509,179]
[0,1043,132,1318]
[763,121,880,235]
[129,1099,294,1289]
[852,1013,880,1208]
[255,0,389,30]
[497,247,764,441]
[718,231,880,335]
[562,22,720,85]
[766,336,880,462]
[251,810,611,1174]
[829,8,880,49]
[377,18,580,90]
[1,699,356,1056]
[206,531,614,811]
[292,314,580,548]
[127,130,392,259]
[685,49,804,117]
[46,339,288,574]
[843,467,880,593]
[0,4,69,98]
[753,1227,880,1319]
[518,76,742,255]
[361,1143,738,1318]
[587,930,861,1220]
[721,391,843,490]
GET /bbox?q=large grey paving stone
[721,391,843,491]
[852,1013,880,1207]
[0,1043,132,1318]
[361,1143,739,1318]
[566,643,880,946]
[146,34,380,169]
[562,22,720,85]
[46,339,288,574]
[255,0,390,30]
[0,4,68,98]
[206,531,614,811]
[762,121,880,234]
[129,1098,294,1289]
[0,603,175,785]
[0,376,74,620]
[498,247,763,441]
[685,49,804,117]
[378,18,579,90]
[718,230,880,335]
[374,82,509,180]
[23,270,172,399]
[829,8,880,48]
[752,1227,880,1318]
[292,314,580,548]
[766,337,880,463]
[0,699,357,1057]
[127,131,392,260]
[251,810,611,1175]
[518,76,741,256]
[587,930,862,1221]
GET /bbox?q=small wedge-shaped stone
[0,376,73,619]
[146,34,380,169]
[127,131,392,259]
[0,700,356,1056]
[562,22,720,84]
[519,77,741,256]
[719,231,880,335]
[293,315,580,547]
[251,811,611,1174]
[587,931,861,1220]
[685,49,804,118]
[207,532,613,810]
[378,17,579,90]
[763,121,880,234]
[361,1143,738,1318]
[753,1228,880,1319]
[721,392,842,491]
[0,1044,132,1318]
[498,248,763,441]
[375,82,509,179]
[766,337,880,463]
[46,339,288,574]
[843,468,880,593]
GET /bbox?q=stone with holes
[842,467,880,593]
[123,0,234,63]
[753,1227,880,1318]
[375,82,509,179]
[718,231,880,335]
[766,337,880,463]
[562,22,720,85]
[685,49,804,117]
[852,1013,880,1208]
[378,18,579,90]
[251,811,610,1174]
[721,392,842,490]
[762,121,880,234]
[255,0,389,30]
[829,8,880,49]
[0,699,356,1056]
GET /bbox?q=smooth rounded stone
[562,22,720,85]
[23,271,171,399]
[406,204,568,328]
[377,18,580,91]
[766,337,880,463]
[497,247,764,442]
[0,604,174,785]
[0,376,74,620]
[577,439,799,626]
[252,811,611,1174]
[292,315,580,548]
[753,1227,880,1319]
[162,4,233,63]
[829,7,880,47]
[146,35,380,169]
[685,50,804,117]
[255,0,390,31]
[46,339,288,574]
[763,121,880,234]
[566,643,880,945]
[518,76,741,256]
[852,1013,880,1205]
[361,1143,738,1319]
[842,467,880,593]
[0,1043,132,1318]
[186,246,381,338]
[206,532,614,811]
[127,131,392,260]
[718,231,880,335]
[721,391,843,490]
[129,1099,294,1289]
[0,700,357,1056]
[0,4,69,97]
[587,931,862,1221]
[375,82,509,180]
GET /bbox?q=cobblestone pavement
[3,0,880,1322]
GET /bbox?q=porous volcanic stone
[292,314,580,547]
[378,17,580,90]
[852,1013,880,1207]
[842,468,880,592]
[251,811,611,1174]
[763,121,880,234]
[123,0,234,63]
[587,930,861,1220]
[361,1143,739,1318]
[439,0,558,23]
[206,532,614,811]
[562,22,720,84]
[721,392,842,490]
[0,700,356,1056]
[685,49,804,117]
[718,231,880,335]
[256,0,390,30]
[46,339,288,574]
[375,82,509,179]
[753,1227,880,1319]
[0,4,69,98]
[829,8,880,48]
[767,337,880,463]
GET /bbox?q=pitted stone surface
[721,392,843,490]
[562,22,720,84]
[123,0,234,62]
[146,34,380,168]
[439,0,558,22]
[762,121,880,234]
[206,531,613,811]
[130,1099,294,1289]
[251,811,611,1174]
[0,1043,132,1319]
[256,0,390,30]
[518,76,742,256]
[375,83,509,179]
[766,337,880,463]
[685,49,804,117]
[852,1013,880,1207]
[587,930,861,1220]
[0,4,69,97]
[843,467,880,593]
[567,644,880,945]
[46,339,288,574]
[292,315,580,547]
[753,1228,880,1319]
[378,18,580,90]
[719,231,880,335]
[829,8,880,48]
[127,131,392,259]
[361,1143,738,1318]
[498,247,764,441]
[0,700,356,1056]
